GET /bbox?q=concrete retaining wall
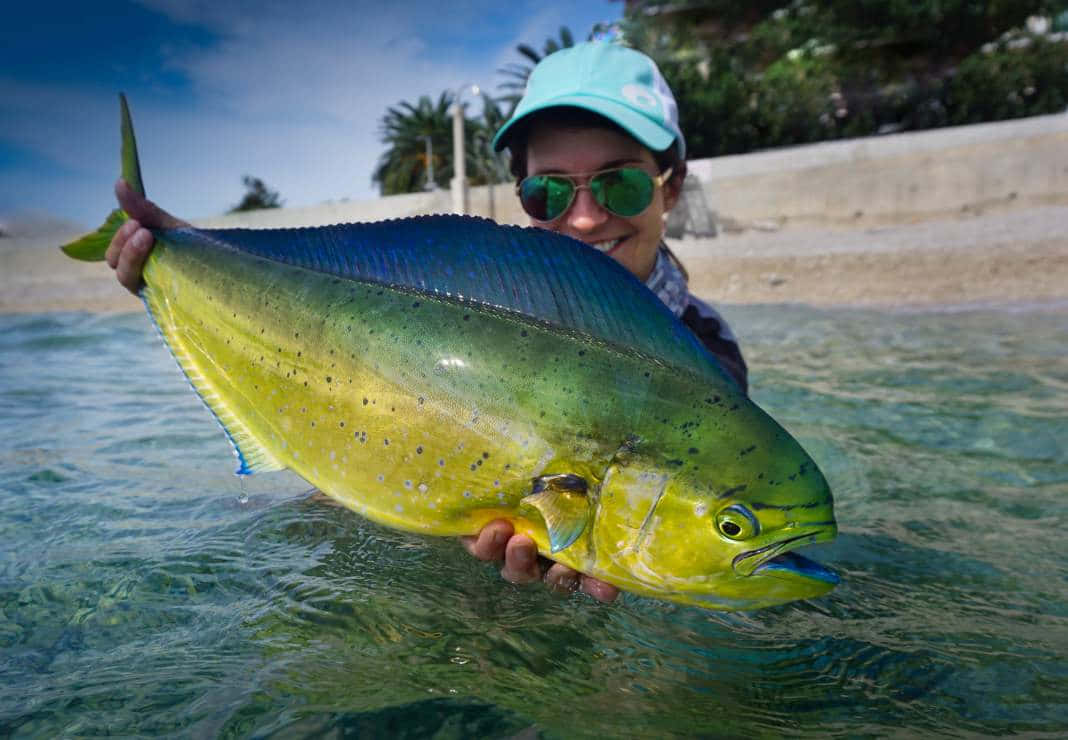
[687,112,1068,229]
[197,112,1068,231]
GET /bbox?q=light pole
[421,135,435,191]
[451,84,480,215]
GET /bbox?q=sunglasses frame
[516,166,674,223]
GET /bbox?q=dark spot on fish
[476,459,483,466]
[706,396,720,405]
[310,421,315,427]
[644,371,650,378]
[666,459,684,467]
[294,332,299,338]
[297,351,301,357]
[688,447,699,455]
[416,446,423,454]
[470,463,477,471]
[339,421,345,428]
[391,406,395,412]
[730,403,739,411]
[578,350,585,356]
[363,398,368,405]
[521,330,528,337]
[740,445,756,457]
[412,301,420,308]
[438,458,445,467]
[718,484,747,499]
[788,474,797,481]
[384,439,390,446]
[463,314,470,321]
[418,397,424,405]
[303,381,308,387]
[300,407,306,413]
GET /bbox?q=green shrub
[946,37,1068,124]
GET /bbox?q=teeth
[591,238,621,253]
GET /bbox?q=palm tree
[497,26,577,115]
[468,92,511,186]
[372,93,454,196]
[374,91,513,195]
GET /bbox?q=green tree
[620,0,1068,157]
[373,92,509,196]
[372,93,455,195]
[229,176,283,213]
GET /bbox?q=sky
[0,0,622,230]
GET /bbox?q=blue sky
[0,0,621,230]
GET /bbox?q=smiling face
[523,121,681,281]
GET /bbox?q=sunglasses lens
[519,175,575,221]
[592,168,655,217]
[518,168,659,221]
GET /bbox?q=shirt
[644,245,749,394]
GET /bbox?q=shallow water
[2,305,1066,737]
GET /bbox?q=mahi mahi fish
[63,96,838,610]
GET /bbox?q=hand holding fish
[106,179,182,293]
[461,519,620,603]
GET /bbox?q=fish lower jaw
[731,526,836,579]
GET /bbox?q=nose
[564,186,609,234]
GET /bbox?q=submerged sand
[2,204,1066,314]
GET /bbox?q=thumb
[114,178,185,230]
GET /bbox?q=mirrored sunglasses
[517,166,673,222]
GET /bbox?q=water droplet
[237,477,249,505]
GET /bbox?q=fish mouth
[732,528,839,585]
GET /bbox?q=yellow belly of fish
[142,244,604,548]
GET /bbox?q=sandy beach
[1,203,1066,314]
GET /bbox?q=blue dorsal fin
[181,215,734,384]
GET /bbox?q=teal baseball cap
[492,41,686,159]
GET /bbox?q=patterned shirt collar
[644,244,690,317]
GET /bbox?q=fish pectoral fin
[521,474,590,554]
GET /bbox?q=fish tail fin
[60,93,144,261]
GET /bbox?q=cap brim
[493,94,677,155]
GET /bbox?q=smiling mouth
[591,237,624,254]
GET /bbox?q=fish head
[591,421,838,610]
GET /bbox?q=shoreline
[2,205,1066,315]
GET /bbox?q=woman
[106,42,747,603]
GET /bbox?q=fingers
[499,534,541,584]
[578,576,620,604]
[108,178,186,295]
[106,219,139,269]
[114,179,184,229]
[460,519,513,561]
[461,520,619,603]
[113,223,155,292]
[546,564,620,603]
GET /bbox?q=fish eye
[716,505,759,540]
